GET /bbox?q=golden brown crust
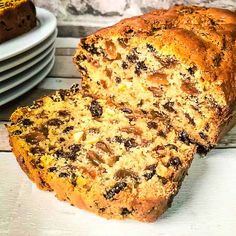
[0,0,36,43]
[82,5,236,104]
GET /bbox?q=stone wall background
[33,0,236,37]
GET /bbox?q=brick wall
[33,0,236,37]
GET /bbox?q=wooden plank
[1,122,236,151]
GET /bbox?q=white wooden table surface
[0,38,236,236]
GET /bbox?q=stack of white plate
[0,8,57,106]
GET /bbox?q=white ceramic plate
[0,49,55,94]
[0,8,57,62]
[0,43,55,82]
[0,58,54,106]
[0,29,57,73]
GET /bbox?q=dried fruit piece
[25,132,45,144]
[30,147,45,155]
[87,151,105,166]
[120,127,143,136]
[47,119,64,126]
[169,157,181,168]
[181,80,199,95]
[96,141,112,153]
[105,40,117,59]
[163,102,175,112]
[144,164,157,181]
[22,119,34,126]
[114,169,139,181]
[89,100,103,118]
[147,121,158,129]
[148,87,163,97]
[121,208,132,216]
[104,182,127,200]
[63,126,74,133]
[147,72,169,85]
[124,138,138,150]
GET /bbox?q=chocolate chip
[169,157,181,168]
[104,182,127,200]
[89,100,103,118]
[124,138,138,150]
[48,167,57,172]
[147,121,158,129]
[22,119,33,126]
[47,119,63,126]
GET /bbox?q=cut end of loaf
[7,87,196,222]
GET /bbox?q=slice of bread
[7,87,196,222]
[0,0,36,43]
[74,5,236,148]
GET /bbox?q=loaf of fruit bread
[74,5,236,149]
[7,86,196,222]
[0,0,36,43]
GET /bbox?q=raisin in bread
[74,5,236,149]
[0,0,36,43]
[7,87,196,222]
